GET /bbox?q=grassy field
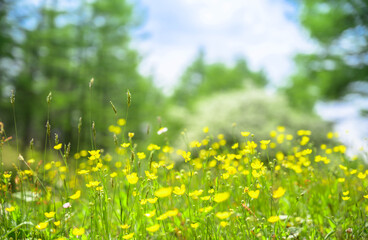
[1,112,368,239]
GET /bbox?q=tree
[285,0,368,111]
[172,50,267,107]
[1,0,164,150]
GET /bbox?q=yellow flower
[166,163,174,170]
[339,165,348,171]
[36,222,49,230]
[200,196,210,201]
[337,178,345,183]
[358,172,366,179]
[213,192,230,203]
[191,222,200,229]
[273,187,286,199]
[155,187,172,198]
[3,173,11,179]
[203,126,209,133]
[5,206,15,212]
[54,221,61,226]
[144,209,156,218]
[72,227,85,236]
[231,143,239,149]
[215,211,232,220]
[54,143,62,150]
[121,143,130,148]
[69,190,81,200]
[110,172,118,178]
[241,131,250,137]
[199,206,213,213]
[260,140,270,145]
[147,144,161,151]
[123,233,134,239]
[220,221,229,227]
[146,224,160,233]
[189,189,203,199]
[128,132,135,138]
[268,216,279,223]
[120,224,130,229]
[300,136,309,146]
[166,209,179,217]
[145,171,158,180]
[77,169,89,175]
[342,196,350,201]
[137,152,146,159]
[45,212,56,218]
[363,195,368,199]
[173,184,186,195]
[251,159,263,170]
[126,173,138,184]
[343,191,349,196]
[248,190,260,199]
[86,181,100,188]
[117,118,126,126]
[157,213,168,220]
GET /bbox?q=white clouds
[134,0,315,92]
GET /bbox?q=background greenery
[0,0,367,156]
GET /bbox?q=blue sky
[133,0,315,93]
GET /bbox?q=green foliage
[285,0,368,111]
[172,50,267,107]
[0,0,164,149]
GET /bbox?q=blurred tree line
[0,0,269,151]
[285,0,368,112]
[0,0,165,150]
[1,0,363,152]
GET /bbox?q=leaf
[324,230,335,240]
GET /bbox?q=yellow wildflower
[70,190,81,200]
[117,118,126,126]
[145,171,158,180]
[123,233,134,240]
[86,181,100,188]
[273,187,286,199]
[191,223,200,229]
[215,211,232,220]
[146,224,160,233]
[45,212,56,218]
[5,206,15,212]
[213,192,230,203]
[72,227,85,236]
[144,209,156,218]
[54,143,62,150]
[241,131,250,137]
[121,143,130,148]
[120,224,130,229]
[36,222,48,230]
[268,216,279,223]
[126,173,138,184]
[251,159,263,170]
[155,187,172,198]
[137,152,146,159]
[173,184,186,195]
[3,173,11,179]
[220,221,229,227]
[248,190,260,199]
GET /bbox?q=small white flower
[63,202,71,208]
[157,127,168,135]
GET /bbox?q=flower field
[1,111,368,239]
